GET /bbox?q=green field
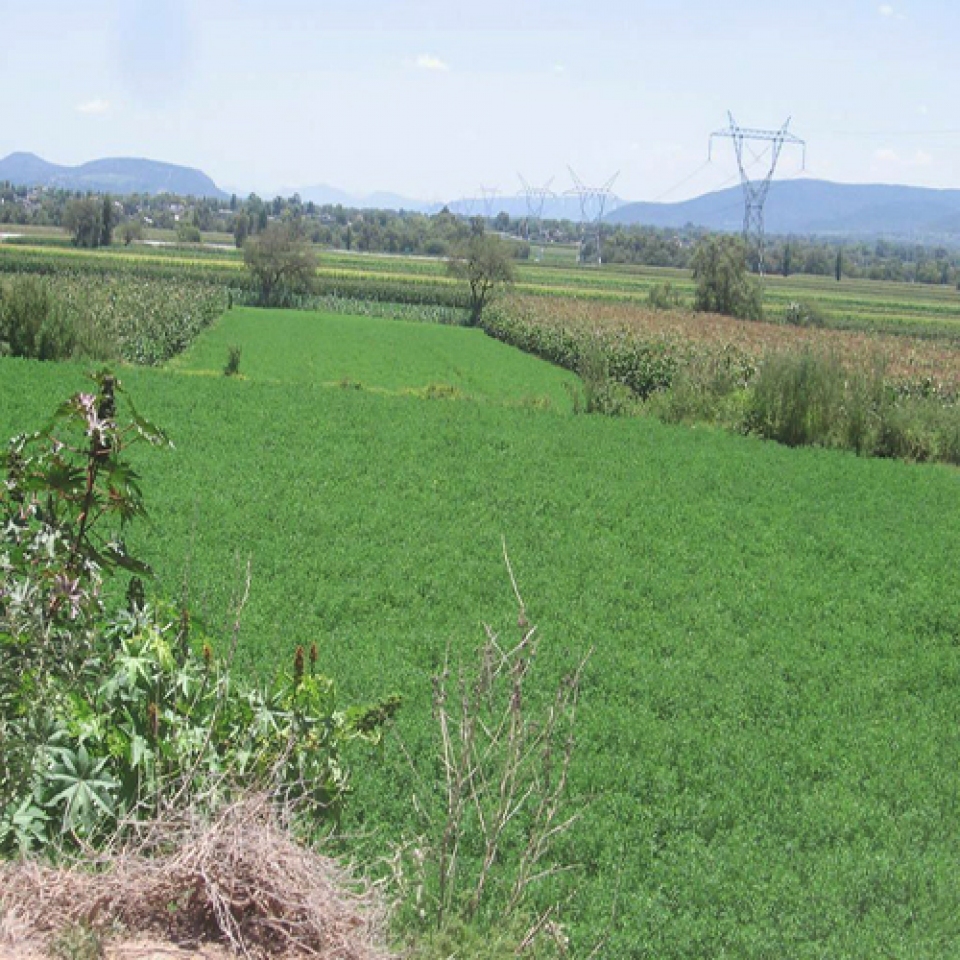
[3,308,960,957]
[171,307,578,408]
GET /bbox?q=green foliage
[4,361,960,958]
[0,271,226,365]
[172,308,577,409]
[63,198,112,250]
[691,234,764,320]
[0,372,168,836]
[745,349,847,447]
[646,346,755,426]
[743,350,960,463]
[782,300,828,328]
[0,377,399,853]
[244,222,318,306]
[448,233,515,326]
[223,343,242,377]
[176,222,202,244]
[483,305,677,401]
[646,280,684,311]
[0,273,76,360]
[568,338,640,416]
[51,922,104,960]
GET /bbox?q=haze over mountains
[5,152,960,242]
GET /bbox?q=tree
[100,195,114,247]
[63,197,104,248]
[243,222,318,306]
[120,220,144,246]
[691,234,763,321]
[835,248,843,283]
[233,212,250,249]
[447,232,515,326]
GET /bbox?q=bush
[646,280,684,311]
[783,300,828,328]
[647,347,754,426]
[746,349,846,447]
[691,235,764,321]
[224,344,242,376]
[0,275,75,360]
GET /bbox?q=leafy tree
[100,195,114,247]
[63,198,105,248]
[120,220,144,245]
[447,232,515,326]
[233,211,250,249]
[243,222,318,306]
[691,234,763,321]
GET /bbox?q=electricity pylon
[518,174,555,260]
[565,168,619,265]
[478,185,500,221]
[709,112,806,274]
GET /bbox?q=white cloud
[553,63,566,74]
[878,4,894,16]
[76,99,110,115]
[415,54,449,72]
[874,147,899,163]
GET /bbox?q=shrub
[646,280,684,311]
[224,344,242,376]
[783,300,828,328]
[746,349,845,447]
[0,275,76,360]
[648,347,754,426]
[691,235,764,321]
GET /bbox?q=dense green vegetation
[3,312,960,956]
[172,308,576,408]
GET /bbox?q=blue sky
[2,0,959,202]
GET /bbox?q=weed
[223,344,242,377]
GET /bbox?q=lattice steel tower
[478,185,501,221]
[566,168,619,265]
[518,174,555,260]
[709,112,806,274]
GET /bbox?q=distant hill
[607,179,960,240]
[0,152,227,199]
[291,183,439,213]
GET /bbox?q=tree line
[5,180,960,285]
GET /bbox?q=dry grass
[0,797,392,960]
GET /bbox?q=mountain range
[0,152,226,199]
[5,152,960,241]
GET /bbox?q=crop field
[3,307,960,958]
[6,241,960,337]
[172,306,577,407]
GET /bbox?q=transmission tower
[565,168,619,265]
[709,112,806,274]
[518,174,555,260]
[478,185,500,221]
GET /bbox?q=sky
[2,0,960,204]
